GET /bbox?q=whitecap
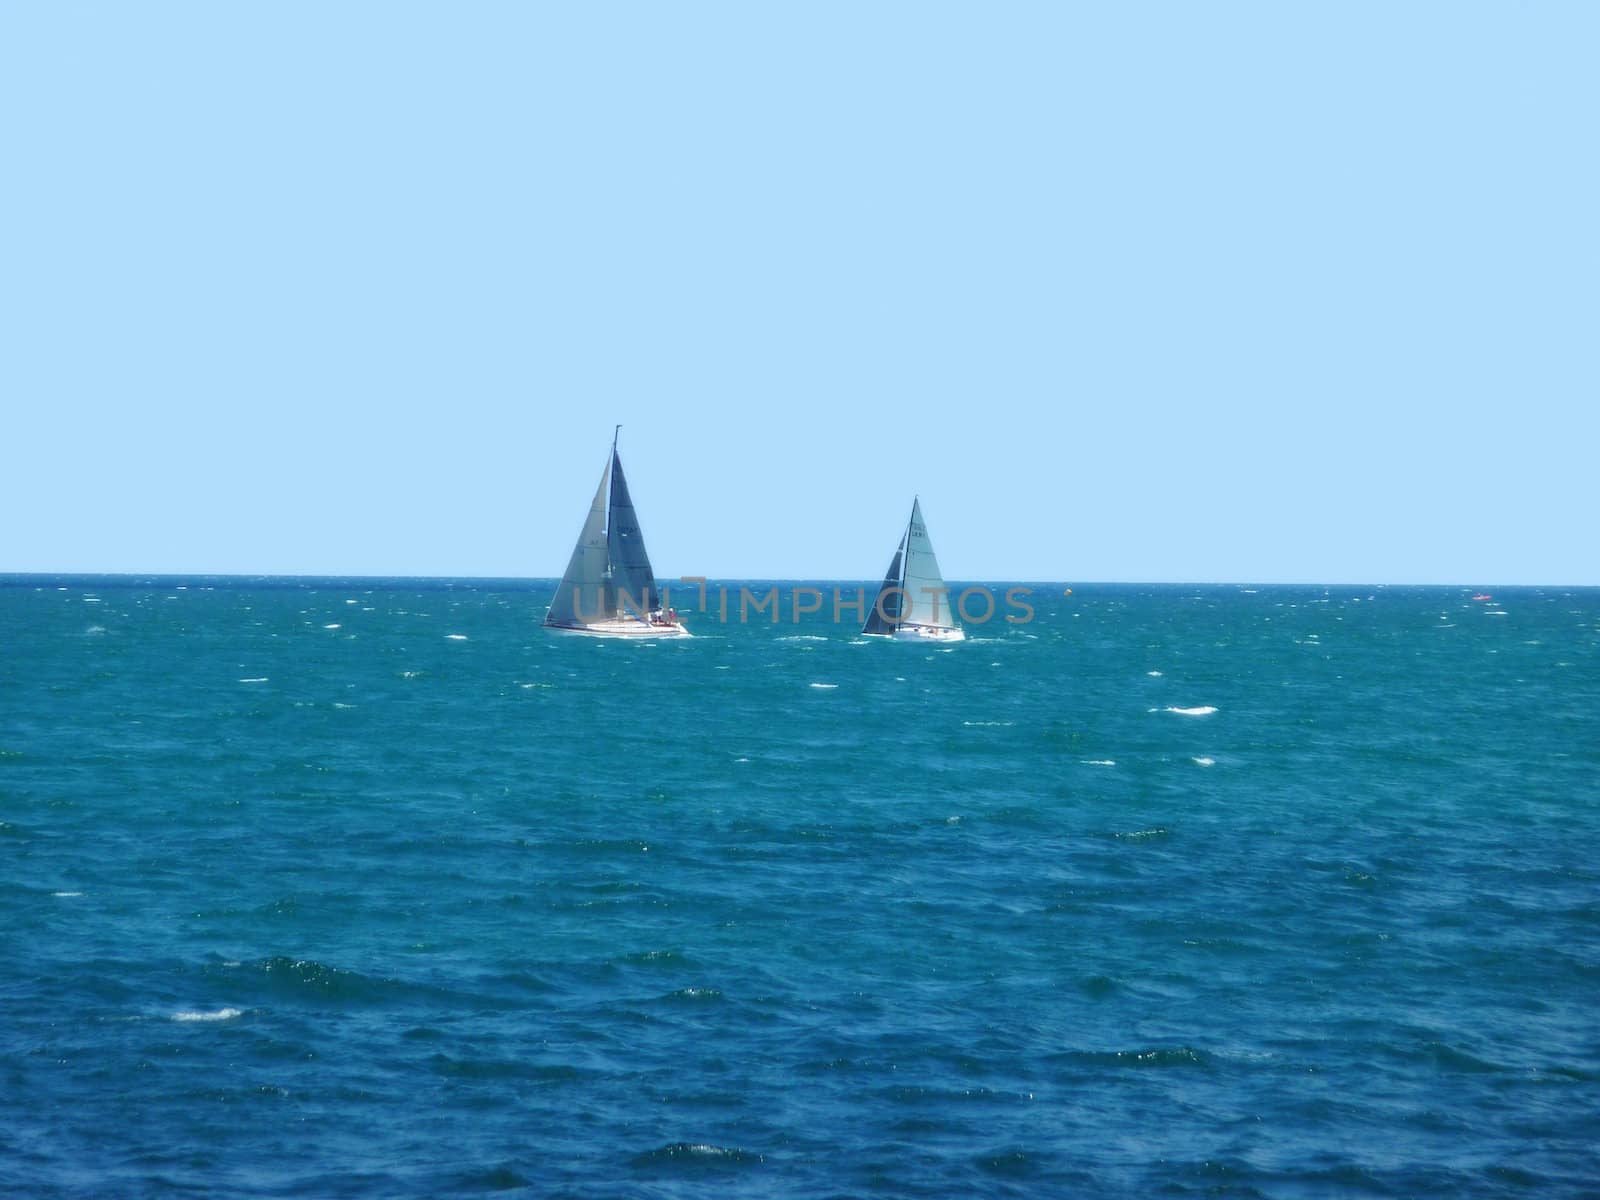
[1082,759,1116,767]
[52,891,83,898]
[1165,706,1217,716]
[1192,756,1216,766]
[238,677,268,684]
[776,635,828,643]
[173,1007,243,1022]
[323,623,341,630]
[446,634,468,640]
[962,720,1015,727]
[809,682,838,690]
[1146,670,1163,677]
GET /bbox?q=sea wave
[172,1007,243,1022]
[629,1143,763,1169]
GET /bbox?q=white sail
[544,456,611,628]
[899,498,956,629]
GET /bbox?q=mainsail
[899,498,956,629]
[606,451,660,616]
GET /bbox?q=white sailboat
[863,498,966,642]
[543,429,690,639]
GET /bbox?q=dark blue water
[3,577,1597,1197]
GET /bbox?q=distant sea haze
[3,578,1597,1197]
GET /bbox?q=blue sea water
[2,577,1597,1198]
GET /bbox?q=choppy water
[3,577,1598,1197]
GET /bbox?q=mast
[608,424,620,533]
[898,497,915,629]
[605,425,660,617]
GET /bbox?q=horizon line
[1,571,1594,590]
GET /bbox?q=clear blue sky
[2,3,1594,584]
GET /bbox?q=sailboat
[542,428,690,639]
[862,498,966,642]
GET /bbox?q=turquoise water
[3,577,1597,1197]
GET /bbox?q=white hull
[544,616,692,639]
[864,624,966,643]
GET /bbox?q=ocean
[3,577,1597,1197]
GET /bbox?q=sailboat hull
[544,617,693,639]
[889,624,965,643]
[862,624,966,642]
